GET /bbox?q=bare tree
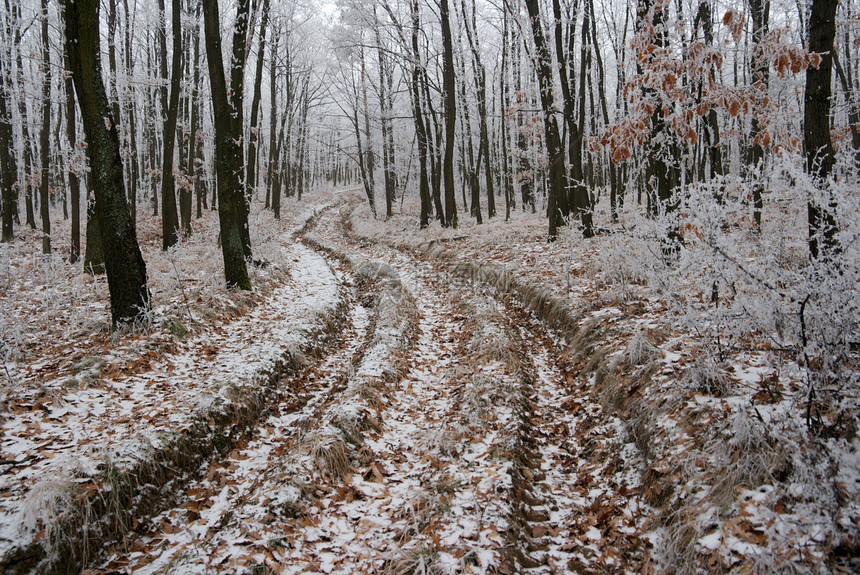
[524,0,565,240]
[39,0,51,254]
[202,0,252,289]
[0,36,13,243]
[161,0,182,250]
[65,0,151,325]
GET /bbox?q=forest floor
[0,188,857,574]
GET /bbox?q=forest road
[96,195,644,575]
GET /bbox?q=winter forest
[0,0,858,571]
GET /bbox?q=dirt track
[92,194,646,574]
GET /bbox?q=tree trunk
[694,1,724,192]
[40,0,51,255]
[514,38,533,213]
[296,82,310,200]
[638,0,680,252]
[572,0,594,236]
[161,0,182,250]
[833,52,860,172]
[421,69,444,223]
[374,5,396,218]
[66,0,151,326]
[459,53,480,224]
[266,27,279,212]
[805,0,840,260]
[185,0,201,232]
[147,35,159,216]
[353,97,376,217]
[202,0,252,289]
[440,0,457,227]
[64,38,81,261]
[83,191,104,273]
[154,0,170,217]
[359,45,376,213]
[0,45,13,243]
[525,0,565,240]
[500,8,513,219]
[748,0,769,230]
[11,1,35,229]
[410,0,431,228]
[588,0,617,222]
[107,0,121,124]
[462,0,494,220]
[246,0,269,207]
[123,0,138,226]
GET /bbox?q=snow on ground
[0,195,345,568]
[94,259,372,574]
[347,191,859,573]
[1,187,856,573]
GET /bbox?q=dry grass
[306,429,353,481]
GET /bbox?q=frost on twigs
[624,328,660,367]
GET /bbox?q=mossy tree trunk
[202,0,251,290]
[65,0,151,326]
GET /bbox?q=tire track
[94,217,393,574]
[98,197,647,574]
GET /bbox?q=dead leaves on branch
[599,10,823,164]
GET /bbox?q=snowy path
[96,255,373,574]
[0,241,346,572]
[92,199,646,574]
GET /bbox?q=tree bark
[65,0,151,325]
[185,0,201,232]
[441,0,457,227]
[833,52,860,172]
[805,0,840,260]
[525,0,565,240]
[39,0,51,255]
[266,26,279,212]
[0,45,13,243]
[246,0,269,207]
[410,0,431,227]
[202,0,252,289]
[64,37,81,261]
[83,191,105,273]
[500,8,514,220]
[122,0,138,226]
[161,0,182,250]
[748,0,769,230]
